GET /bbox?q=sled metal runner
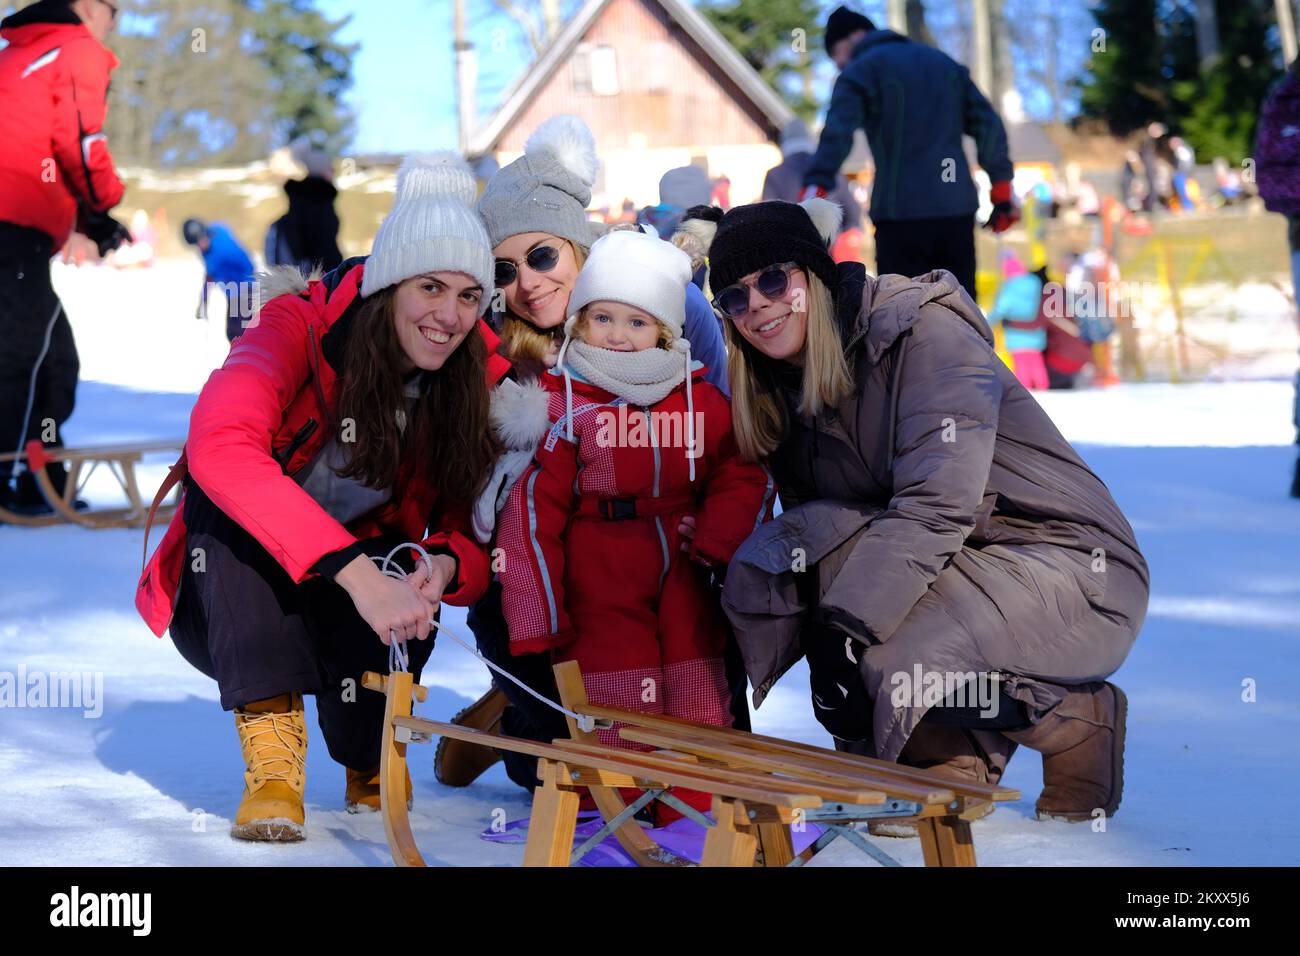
[364,662,1019,868]
[0,438,184,528]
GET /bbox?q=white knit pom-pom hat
[563,227,693,340]
[360,150,495,310]
[555,226,701,479]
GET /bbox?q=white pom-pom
[524,115,599,186]
[396,151,477,205]
[672,215,719,258]
[800,196,843,245]
[490,378,552,450]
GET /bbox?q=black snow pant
[0,222,79,489]
[168,480,434,773]
[469,577,753,792]
[873,214,978,300]
[802,619,1030,749]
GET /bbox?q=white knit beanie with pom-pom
[360,151,495,309]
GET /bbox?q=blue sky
[318,0,577,154]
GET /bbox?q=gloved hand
[798,184,828,202]
[75,205,133,257]
[984,181,1020,233]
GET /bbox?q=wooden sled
[365,662,1019,868]
[0,438,184,529]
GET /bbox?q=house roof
[1006,122,1062,164]
[468,0,795,156]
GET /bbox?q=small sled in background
[365,662,1019,868]
[0,437,184,528]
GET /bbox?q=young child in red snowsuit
[496,228,774,761]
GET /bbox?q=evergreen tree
[699,0,827,122]
[1077,0,1190,134]
[1079,0,1283,161]
[104,0,355,166]
[240,0,359,154]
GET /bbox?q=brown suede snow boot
[1004,681,1127,822]
[433,686,507,787]
[345,765,412,813]
[868,724,1017,838]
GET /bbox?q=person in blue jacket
[182,218,256,342]
[800,6,1019,298]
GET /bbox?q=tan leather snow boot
[433,686,507,787]
[231,692,307,842]
[1005,681,1126,822]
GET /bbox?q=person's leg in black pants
[0,223,72,500]
[873,215,978,300]
[169,479,434,773]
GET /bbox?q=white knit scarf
[557,336,699,480]
[562,339,688,406]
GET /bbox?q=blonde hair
[498,239,588,367]
[571,304,675,350]
[725,271,853,461]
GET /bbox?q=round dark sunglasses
[494,244,562,287]
[711,263,801,319]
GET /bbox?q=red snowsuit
[135,261,509,637]
[497,366,775,751]
[0,1,125,246]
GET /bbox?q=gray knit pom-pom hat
[476,114,607,250]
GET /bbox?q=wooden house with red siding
[469,0,795,212]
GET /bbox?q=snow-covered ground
[1,261,1298,866]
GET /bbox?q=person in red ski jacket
[494,229,775,816]
[0,0,131,515]
[135,153,507,843]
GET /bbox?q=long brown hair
[497,239,588,367]
[334,285,497,506]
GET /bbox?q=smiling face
[391,271,483,374]
[494,232,581,330]
[725,265,810,364]
[578,301,662,352]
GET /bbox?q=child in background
[988,252,1048,390]
[181,217,256,342]
[494,228,773,814]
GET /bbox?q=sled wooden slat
[549,738,886,806]
[0,438,184,530]
[577,701,1019,803]
[617,726,955,805]
[392,715,820,808]
[0,439,184,463]
[368,663,1017,868]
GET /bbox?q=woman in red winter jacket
[135,153,505,843]
[494,228,775,816]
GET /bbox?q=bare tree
[495,0,565,56]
